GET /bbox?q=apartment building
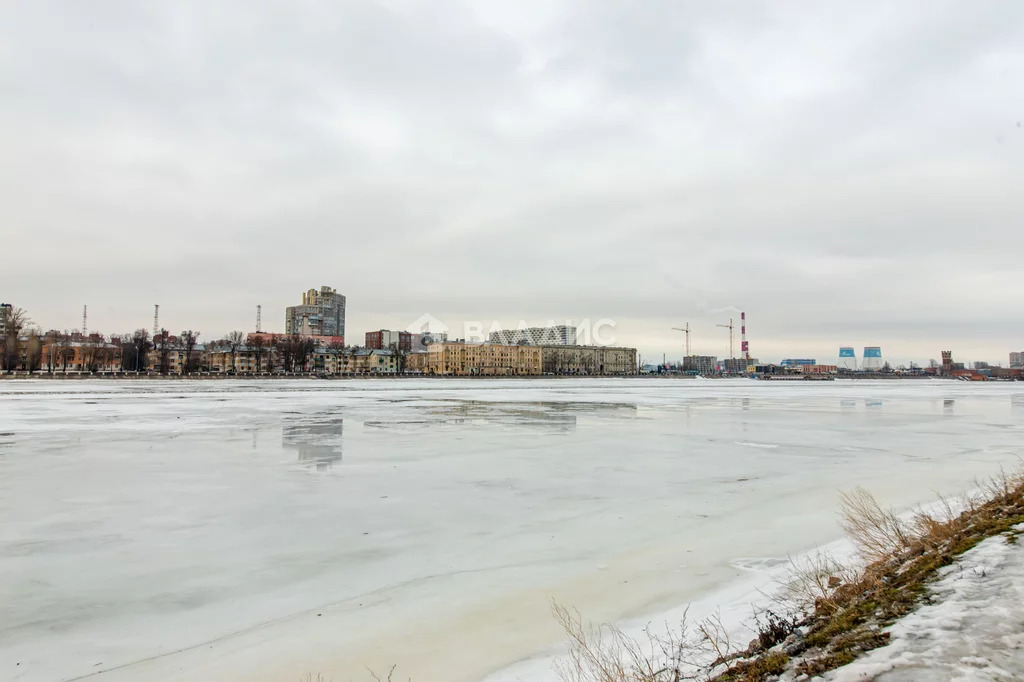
[285,286,346,339]
[489,325,577,345]
[415,342,636,376]
[24,335,123,373]
[146,347,204,374]
[207,348,274,373]
[424,342,542,376]
[365,329,412,351]
[683,355,717,375]
[539,345,636,375]
[405,351,429,373]
[311,348,398,374]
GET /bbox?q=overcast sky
[2,1,1022,364]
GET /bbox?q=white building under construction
[489,325,576,346]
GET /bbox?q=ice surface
[1,378,1022,682]
[823,525,1024,681]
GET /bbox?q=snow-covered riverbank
[824,526,1024,681]
[2,379,1022,682]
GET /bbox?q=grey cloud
[1,0,1023,364]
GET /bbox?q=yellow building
[415,343,637,376]
[423,342,542,376]
[405,352,429,373]
[36,337,123,373]
[207,348,273,374]
[309,349,399,375]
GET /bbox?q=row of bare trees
[2,308,407,376]
[274,335,317,372]
[118,329,153,372]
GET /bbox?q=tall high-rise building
[285,286,346,339]
[0,303,11,338]
[1010,352,1024,369]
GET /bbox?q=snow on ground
[1,379,1023,682]
[823,525,1024,682]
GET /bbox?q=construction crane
[671,323,691,357]
[717,318,734,365]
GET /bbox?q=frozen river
[2,378,1022,682]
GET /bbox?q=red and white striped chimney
[741,311,749,361]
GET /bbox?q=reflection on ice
[364,400,637,433]
[282,411,344,469]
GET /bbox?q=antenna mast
[153,304,160,337]
[256,305,262,332]
[82,305,88,337]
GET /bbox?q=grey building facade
[285,286,346,338]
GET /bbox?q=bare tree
[57,331,74,372]
[155,329,171,374]
[24,331,43,373]
[179,330,200,374]
[118,333,135,372]
[129,329,152,372]
[1,307,31,372]
[91,346,109,373]
[44,330,59,373]
[294,337,315,373]
[388,343,407,374]
[250,334,268,373]
[226,330,245,373]
[79,339,97,373]
[276,335,297,372]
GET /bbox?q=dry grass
[552,466,1024,682]
[774,552,858,615]
[552,603,695,682]
[551,602,759,682]
[368,666,407,682]
[839,487,914,563]
[795,467,1024,674]
[300,667,409,682]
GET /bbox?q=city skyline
[3,297,1020,369]
[3,2,1023,365]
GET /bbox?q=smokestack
[741,311,749,361]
